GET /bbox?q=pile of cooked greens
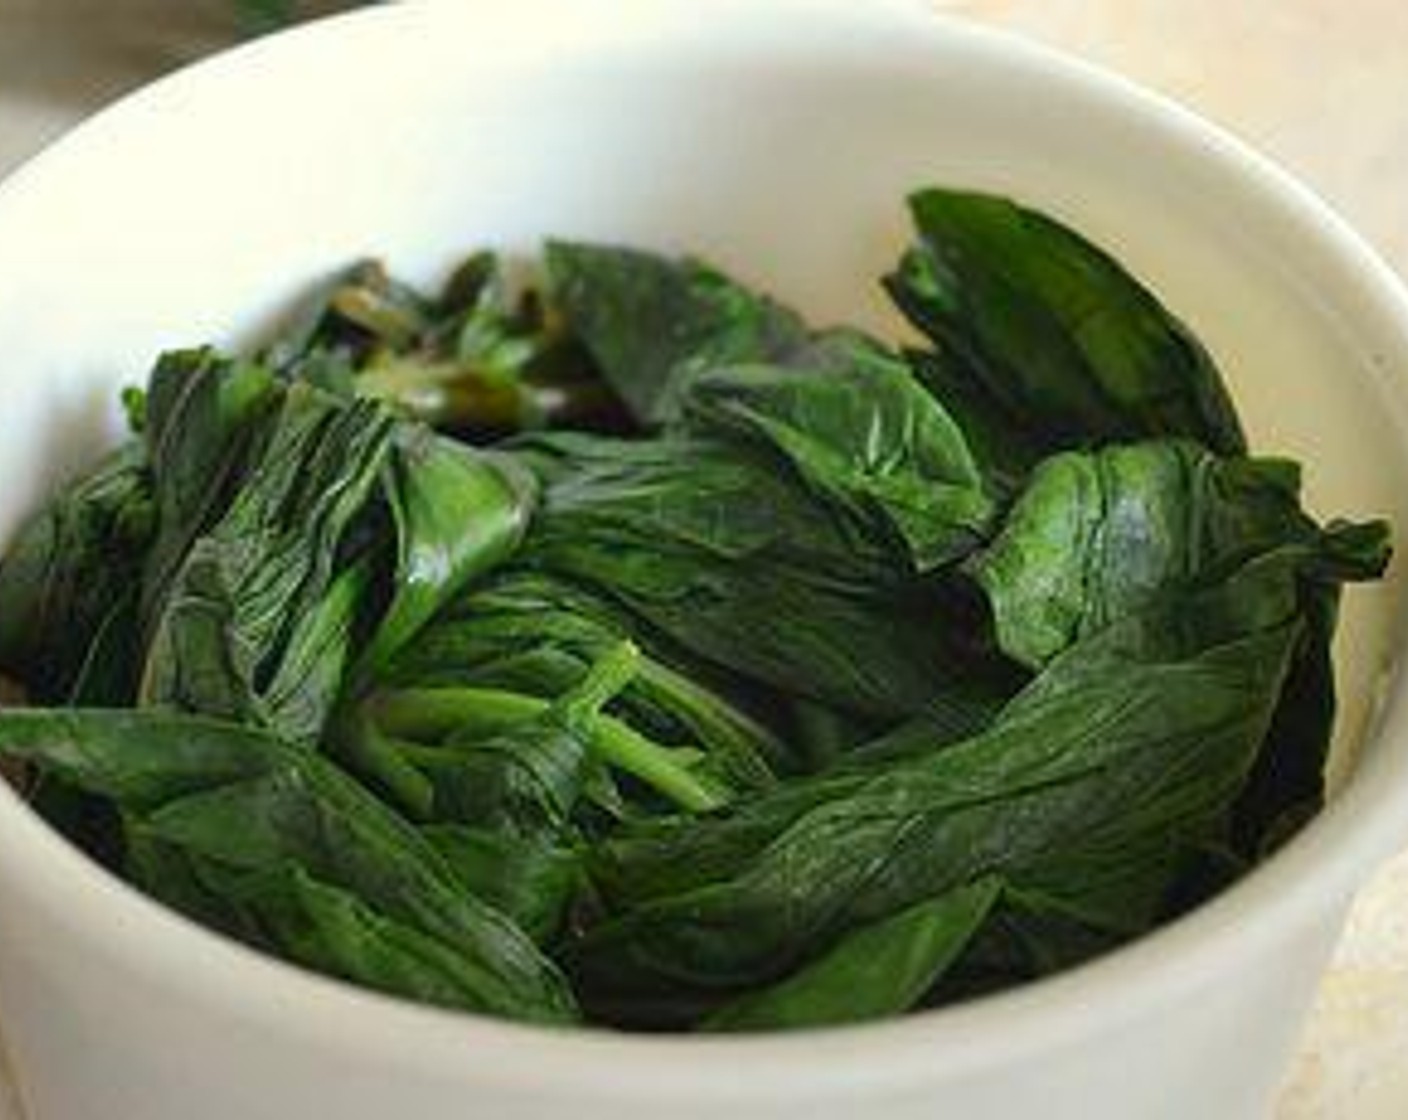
[0,189,1389,1031]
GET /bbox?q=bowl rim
[2,0,1408,1099]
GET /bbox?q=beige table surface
[1,2,1407,1117]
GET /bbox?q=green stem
[559,641,640,724]
[365,681,727,813]
[327,707,435,819]
[369,685,540,740]
[589,718,726,813]
[634,659,780,787]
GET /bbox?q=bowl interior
[0,0,1405,1054]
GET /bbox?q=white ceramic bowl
[1,2,1407,1118]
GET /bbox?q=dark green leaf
[887,188,1246,458]
[1233,519,1390,855]
[139,348,280,636]
[0,708,577,1022]
[141,385,394,742]
[971,441,1317,668]
[425,826,580,945]
[681,333,995,570]
[228,863,564,1016]
[356,429,536,679]
[517,431,1020,721]
[546,241,809,425]
[0,445,153,703]
[703,878,1001,1030]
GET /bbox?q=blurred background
[1,2,1406,1116]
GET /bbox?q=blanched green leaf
[357,429,536,679]
[703,878,1001,1031]
[972,441,1316,668]
[681,333,995,571]
[903,348,1044,497]
[258,865,550,1011]
[0,709,278,808]
[546,241,809,425]
[141,385,394,742]
[139,348,280,632]
[517,431,1020,721]
[887,189,1245,458]
[1233,520,1390,854]
[0,708,577,1022]
[0,445,153,703]
[425,825,579,944]
[123,822,267,942]
[259,556,375,740]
